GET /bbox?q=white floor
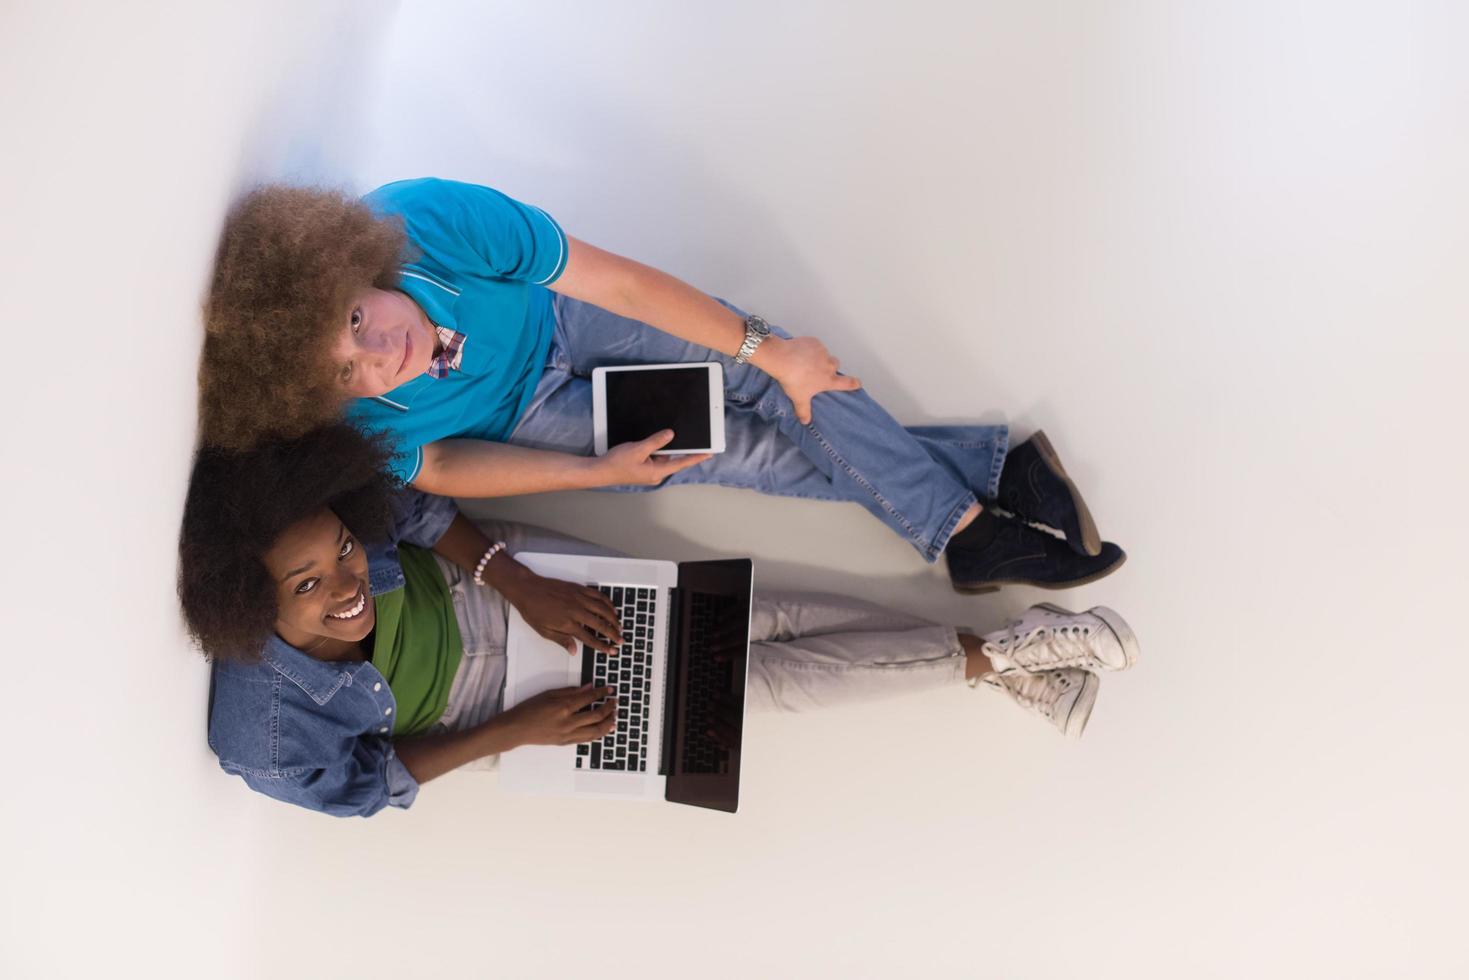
[5,2,1467,977]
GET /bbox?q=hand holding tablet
[591,363,727,456]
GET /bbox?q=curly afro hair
[178,423,400,662]
[199,185,413,451]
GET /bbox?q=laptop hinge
[658,586,683,776]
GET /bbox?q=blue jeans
[506,294,1009,563]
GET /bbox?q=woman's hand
[596,430,712,486]
[752,336,863,425]
[498,565,625,655]
[501,684,618,746]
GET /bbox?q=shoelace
[988,671,1070,718]
[986,623,1097,670]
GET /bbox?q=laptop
[500,552,753,813]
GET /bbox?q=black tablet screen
[605,367,712,450]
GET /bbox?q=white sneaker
[973,668,1099,738]
[982,603,1139,674]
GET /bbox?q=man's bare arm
[411,431,710,498]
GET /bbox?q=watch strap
[734,315,770,364]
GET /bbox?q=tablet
[591,363,726,456]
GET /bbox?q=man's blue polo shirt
[347,178,569,482]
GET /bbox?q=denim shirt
[207,490,458,818]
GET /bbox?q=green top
[371,544,464,738]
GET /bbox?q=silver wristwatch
[733,314,772,364]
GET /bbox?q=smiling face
[262,508,375,653]
[330,288,438,398]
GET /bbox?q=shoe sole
[1035,602,1140,671]
[1062,671,1100,739]
[1029,429,1102,557]
[950,552,1127,595]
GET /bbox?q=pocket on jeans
[435,553,507,658]
[451,583,509,658]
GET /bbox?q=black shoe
[997,430,1102,556]
[946,511,1125,594]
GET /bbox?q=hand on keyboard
[500,568,624,655]
[502,684,618,747]
[577,584,658,773]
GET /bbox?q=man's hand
[597,430,712,486]
[498,565,624,655]
[501,685,618,746]
[751,336,862,425]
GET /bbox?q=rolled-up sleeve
[383,749,421,809]
[239,739,420,819]
[389,487,458,549]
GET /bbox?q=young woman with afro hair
[179,424,1139,817]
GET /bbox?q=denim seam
[798,421,926,549]
[221,761,306,780]
[271,663,348,706]
[269,674,281,772]
[932,493,980,562]
[984,427,1011,501]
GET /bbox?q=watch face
[748,316,771,336]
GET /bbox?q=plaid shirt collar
[426,324,467,379]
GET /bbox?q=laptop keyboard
[576,585,656,773]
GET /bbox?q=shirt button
[373,682,382,692]
[379,726,388,734]
[384,707,393,716]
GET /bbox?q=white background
[3,1,1467,977]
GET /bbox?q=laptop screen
[663,558,753,813]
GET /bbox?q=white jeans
[429,520,967,757]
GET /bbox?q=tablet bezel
[591,362,726,456]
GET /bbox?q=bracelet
[472,541,508,586]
